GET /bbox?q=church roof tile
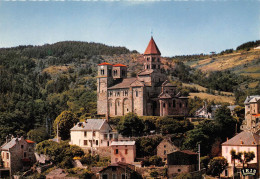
[144,37,161,55]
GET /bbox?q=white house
[221,131,260,178]
[194,105,211,119]
[70,119,118,153]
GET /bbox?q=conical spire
[144,37,161,55]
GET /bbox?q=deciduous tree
[53,111,79,140]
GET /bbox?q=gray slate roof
[222,131,260,146]
[111,141,135,146]
[70,119,108,131]
[1,138,19,150]
[227,105,239,111]
[244,95,260,104]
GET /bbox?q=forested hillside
[0,41,134,144]
[0,40,259,145]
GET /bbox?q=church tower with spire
[143,36,162,71]
[96,36,188,117]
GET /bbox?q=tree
[36,140,84,168]
[214,106,237,140]
[117,113,144,137]
[230,149,255,169]
[156,116,193,135]
[27,127,49,143]
[53,111,79,140]
[200,156,210,170]
[208,156,228,177]
[149,155,163,166]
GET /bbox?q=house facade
[167,150,198,178]
[97,37,188,117]
[221,131,260,178]
[242,95,260,132]
[98,163,139,179]
[111,141,136,164]
[0,136,35,175]
[157,138,179,162]
[70,119,118,155]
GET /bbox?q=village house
[167,150,198,178]
[98,162,139,179]
[70,119,118,155]
[243,95,260,132]
[157,138,179,162]
[194,104,211,119]
[0,136,35,176]
[221,130,260,178]
[97,37,188,117]
[111,141,136,164]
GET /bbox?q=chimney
[240,140,244,144]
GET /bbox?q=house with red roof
[0,136,36,176]
[97,37,188,117]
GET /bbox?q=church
[97,37,188,117]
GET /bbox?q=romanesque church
[97,37,188,117]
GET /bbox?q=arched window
[101,69,105,75]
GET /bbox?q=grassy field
[43,65,72,74]
[185,50,260,79]
[189,92,235,104]
[183,83,234,96]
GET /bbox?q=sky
[0,0,260,56]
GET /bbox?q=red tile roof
[144,37,161,55]
[98,62,112,66]
[113,64,127,67]
[26,139,35,144]
[181,150,197,155]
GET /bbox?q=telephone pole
[198,143,201,171]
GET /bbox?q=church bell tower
[143,37,162,71]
